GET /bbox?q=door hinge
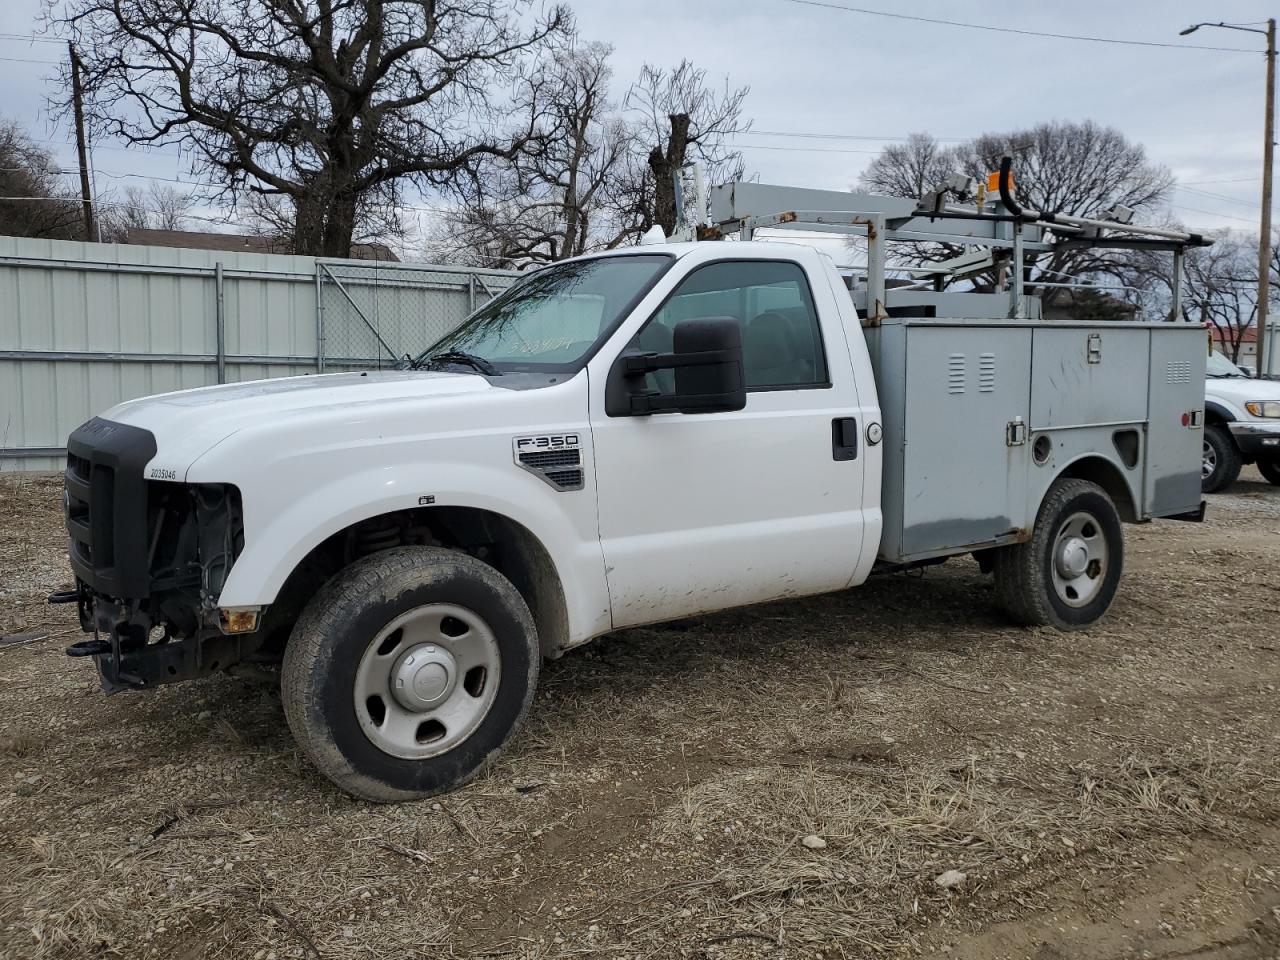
[1006,416,1028,446]
[1087,333,1102,364]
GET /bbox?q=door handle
[832,417,858,461]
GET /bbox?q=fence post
[214,261,226,384]
[468,273,476,313]
[315,264,326,372]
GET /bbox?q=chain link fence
[318,261,516,371]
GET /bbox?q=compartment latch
[1006,416,1028,446]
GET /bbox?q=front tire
[1259,458,1280,487]
[1202,424,1242,493]
[281,546,539,802]
[993,479,1124,630]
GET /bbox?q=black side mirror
[606,316,747,416]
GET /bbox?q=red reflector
[1180,412,1190,426]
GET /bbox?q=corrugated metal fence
[0,236,515,471]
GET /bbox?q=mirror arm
[622,348,738,375]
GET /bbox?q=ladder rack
[703,164,1210,326]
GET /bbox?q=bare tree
[430,40,636,266]
[116,183,194,232]
[859,132,960,200]
[430,50,752,265]
[858,122,1174,305]
[1182,231,1258,363]
[0,119,84,240]
[50,0,569,257]
[625,60,749,236]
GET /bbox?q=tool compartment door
[1030,327,1149,428]
[899,324,1032,557]
[1144,327,1206,517]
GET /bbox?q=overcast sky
[1,0,1276,245]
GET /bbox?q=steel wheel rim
[1050,511,1108,608]
[353,603,501,760]
[1202,440,1217,480]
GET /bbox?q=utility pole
[1180,18,1277,376]
[68,41,95,242]
[1259,18,1275,377]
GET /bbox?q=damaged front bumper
[50,585,265,693]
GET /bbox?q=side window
[626,260,828,392]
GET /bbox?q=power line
[745,129,967,143]
[1181,176,1262,185]
[776,0,1259,53]
[0,55,59,65]
[1172,203,1260,224]
[734,142,883,155]
[0,33,62,44]
[1178,185,1261,208]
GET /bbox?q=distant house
[1208,325,1258,368]
[122,228,399,262]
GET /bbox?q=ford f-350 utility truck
[54,167,1209,801]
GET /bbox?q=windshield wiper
[419,351,501,376]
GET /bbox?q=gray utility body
[707,178,1208,567]
[868,318,1205,563]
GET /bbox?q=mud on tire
[992,478,1124,631]
[281,546,539,802]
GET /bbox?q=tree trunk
[321,190,358,258]
[649,113,690,236]
[292,193,327,256]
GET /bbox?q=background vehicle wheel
[1259,458,1280,486]
[993,478,1124,630]
[282,546,539,802]
[1201,424,1242,493]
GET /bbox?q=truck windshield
[1207,352,1247,378]
[416,254,673,373]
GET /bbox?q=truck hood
[1207,374,1280,408]
[102,370,493,477]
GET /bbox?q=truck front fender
[213,460,612,646]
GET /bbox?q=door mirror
[607,316,746,416]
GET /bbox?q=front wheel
[992,479,1124,630]
[282,546,539,802]
[1259,458,1280,487]
[1202,424,1242,493]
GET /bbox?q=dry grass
[1,471,1279,959]
[645,748,1280,953]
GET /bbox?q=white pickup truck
[56,177,1209,801]
[1202,351,1280,490]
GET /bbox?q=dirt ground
[2,470,1279,960]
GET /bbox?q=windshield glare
[1207,352,1247,377]
[418,254,673,372]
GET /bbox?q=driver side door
[588,255,871,629]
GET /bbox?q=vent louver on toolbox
[513,435,585,491]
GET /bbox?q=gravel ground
[1,470,1279,960]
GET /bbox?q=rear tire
[993,479,1124,630]
[1259,458,1280,486]
[281,546,539,802]
[1201,424,1242,493]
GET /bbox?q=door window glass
[628,260,828,392]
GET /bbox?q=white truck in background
[1202,351,1280,490]
[54,164,1209,801]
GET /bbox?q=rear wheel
[1259,458,1280,486]
[1201,424,1242,493]
[282,546,539,802]
[993,479,1124,630]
